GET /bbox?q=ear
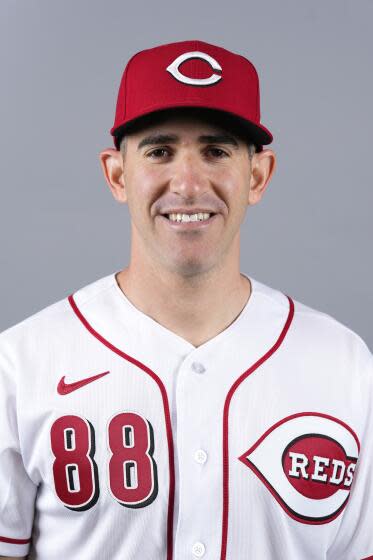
[99,148,128,203]
[248,149,276,206]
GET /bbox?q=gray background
[1,0,372,348]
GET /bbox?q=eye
[146,147,171,159]
[205,146,229,158]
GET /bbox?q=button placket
[174,355,220,558]
[190,362,207,557]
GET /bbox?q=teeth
[168,212,211,222]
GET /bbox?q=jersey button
[194,449,208,464]
[191,361,206,374]
[192,542,206,557]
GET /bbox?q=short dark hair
[115,107,259,159]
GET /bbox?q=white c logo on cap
[166,51,222,86]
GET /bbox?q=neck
[115,253,251,348]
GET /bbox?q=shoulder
[293,293,371,364]
[0,271,116,364]
[251,274,373,378]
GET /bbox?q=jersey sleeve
[0,335,37,557]
[327,337,373,560]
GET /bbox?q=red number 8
[108,412,158,507]
[50,415,99,510]
[50,412,158,510]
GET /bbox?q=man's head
[100,107,276,277]
[99,39,276,278]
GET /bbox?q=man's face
[110,115,266,277]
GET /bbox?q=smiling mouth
[163,212,216,222]
[158,213,219,228]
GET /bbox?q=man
[0,39,372,560]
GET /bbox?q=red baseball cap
[110,39,273,152]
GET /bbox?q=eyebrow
[137,133,239,150]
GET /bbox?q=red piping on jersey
[0,535,31,544]
[68,293,175,560]
[220,294,295,560]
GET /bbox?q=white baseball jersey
[1,270,372,560]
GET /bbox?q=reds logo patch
[166,51,222,86]
[238,412,360,524]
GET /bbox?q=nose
[169,151,209,197]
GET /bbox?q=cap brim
[112,106,273,151]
